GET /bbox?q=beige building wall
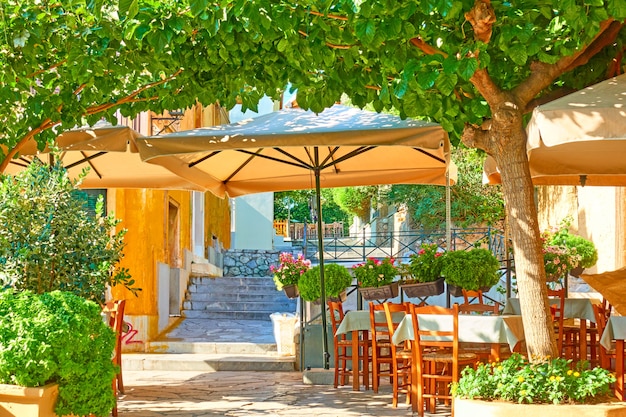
[537,185,625,274]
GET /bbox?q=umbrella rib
[189,151,221,168]
[65,151,106,179]
[7,156,33,168]
[223,151,259,183]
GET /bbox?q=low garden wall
[223,249,280,277]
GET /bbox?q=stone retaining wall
[223,249,280,277]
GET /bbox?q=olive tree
[0,161,136,302]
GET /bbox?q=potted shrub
[270,252,311,299]
[401,243,445,298]
[452,353,619,417]
[0,290,117,417]
[352,257,400,300]
[298,263,353,302]
[441,248,500,297]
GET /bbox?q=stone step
[122,352,296,372]
[183,300,296,312]
[147,340,277,355]
[182,310,290,320]
[187,291,289,302]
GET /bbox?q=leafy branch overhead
[1,0,625,360]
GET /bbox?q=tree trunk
[491,112,558,360]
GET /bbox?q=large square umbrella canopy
[137,104,456,197]
[4,121,207,191]
[137,104,456,369]
[484,73,626,186]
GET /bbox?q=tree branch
[513,19,620,106]
[409,37,447,57]
[464,0,496,43]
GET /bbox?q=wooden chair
[327,300,370,389]
[592,303,616,370]
[458,302,503,362]
[383,302,412,407]
[461,289,484,305]
[408,303,479,416]
[102,299,126,417]
[547,288,579,361]
[369,301,395,393]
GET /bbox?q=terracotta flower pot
[401,277,445,298]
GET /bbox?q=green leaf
[190,0,210,17]
[458,58,478,81]
[435,73,458,96]
[508,44,528,66]
[355,19,376,44]
[118,0,138,19]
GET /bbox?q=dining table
[391,313,525,358]
[334,309,405,391]
[600,315,626,400]
[503,297,601,361]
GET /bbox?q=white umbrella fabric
[484,73,626,186]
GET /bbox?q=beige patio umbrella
[3,120,207,190]
[137,104,457,369]
[483,73,626,186]
[580,268,626,316]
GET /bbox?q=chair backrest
[462,289,484,304]
[102,299,126,363]
[383,302,410,346]
[592,303,608,334]
[409,303,461,375]
[370,301,393,345]
[328,300,346,341]
[547,288,566,354]
[102,299,126,335]
[458,302,499,315]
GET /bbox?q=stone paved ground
[118,370,451,417]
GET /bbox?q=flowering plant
[352,257,398,288]
[452,353,615,404]
[542,244,579,280]
[270,252,311,290]
[406,243,444,283]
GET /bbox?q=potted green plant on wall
[441,247,500,297]
[0,290,117,417]
[400,243,446,298]
[352,257,400,300]
[270,252,311,299]
[298,263,353,303]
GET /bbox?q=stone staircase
[182,276,297,320]
[123,275,300,373]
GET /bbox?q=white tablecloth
[391,314,525,351]
[600,316,626,350]
[335,310,405,336]
[503,297,599,322]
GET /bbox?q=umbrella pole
[314,153,330,370]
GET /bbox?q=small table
[391,314,525,359]
[503,297,600,361]
[335,310,405,391]
[600,316,626,400]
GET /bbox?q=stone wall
[223,249,280,277]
